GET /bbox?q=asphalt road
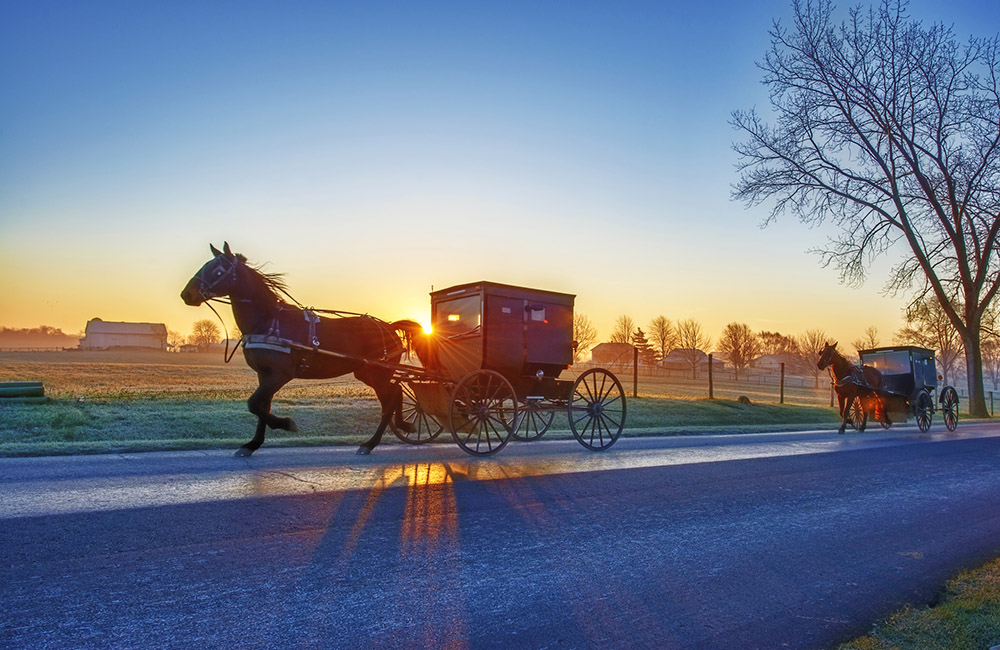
[2,423,1000,649]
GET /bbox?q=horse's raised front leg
[237,371,295,457]
[356,376,401,455]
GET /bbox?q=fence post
[992,391,994,416]
[708,353,714,399]
[633,346,638,398]
[779,362,785,404]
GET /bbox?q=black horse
[181,243,423,456]
[817,341,889,433]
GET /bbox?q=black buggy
[388,281,627,456]
[850,346,960,433]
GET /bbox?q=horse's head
[181,243,242,306]
[816,341,839,370]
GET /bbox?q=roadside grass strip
[835,558,1000,650]
[0,395,842,456]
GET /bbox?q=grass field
[0,350,842,455]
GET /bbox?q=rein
[204,299,241,363]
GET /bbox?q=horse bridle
[195,254,240,301]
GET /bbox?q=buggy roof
[859,346,935,357]
[430,281,575,306]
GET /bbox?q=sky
[2,0,998,349]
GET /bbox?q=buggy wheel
[449,370,517,456]
[914,389,933,432]
[568,368,626,450]
[512,400,555,441]
[849,396,867,432]
[941,387,959,432]
[389,382,444,444]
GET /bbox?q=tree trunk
[962,328,989,417]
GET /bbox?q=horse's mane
[238,254,296,306]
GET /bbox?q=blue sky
[2,0,997,348]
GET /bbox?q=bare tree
[648,315,676,362]
[851,326,880,355]
[676,319,711,379]
[609,315,636,345]
[167,329,185,348]
[190,319,222,348]
[573,313,598,363]
[759,331,798,357]
[794,329,831,387]
[895,297,964,385]
[717,323,763,382]
[732,0,1000,416]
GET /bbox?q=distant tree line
[0,326,78,348]
[0,323,243,351]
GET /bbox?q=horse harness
[834,366,870,389]
[242,309,403,369]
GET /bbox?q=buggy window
[864,350,910,375]
[434,295,481,336]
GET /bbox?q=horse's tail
[392,320,427,362]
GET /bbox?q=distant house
[752,353,797,371]
[78,319,168,350]
[590,342,635,365]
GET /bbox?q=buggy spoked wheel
[568,368,626,450]
[849,396,867,432]
[941,387,959,432]
[512,399,555,441]
[449,370,517,456]
[915,389,933,432]
[390,382,444,444]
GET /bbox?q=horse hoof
[288,419,299,433]
[356,446,371,456]
[235,447,254,457]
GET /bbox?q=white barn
[78,319,168,350]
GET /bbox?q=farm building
[78,319,168,350]
[752,353,797,371]
[661,348,725,371]
[590,342,635,365]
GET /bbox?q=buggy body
[391,281,627,455]
[855,346,959,432]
